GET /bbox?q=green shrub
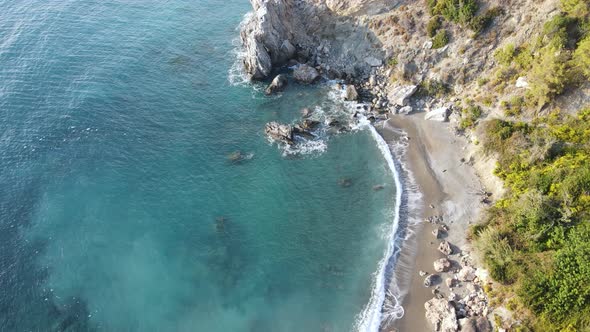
[428,0,478,25]
[525,45,570,109]
[418,79,450,97]
[432,29,450,48]
[572,35,590,78]
[468,6,504,36]
[427,15,443,37]
[494,43,516,66]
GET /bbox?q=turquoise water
[0,1,397,331]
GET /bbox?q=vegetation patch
[432,29,450,48]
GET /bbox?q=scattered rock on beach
[434,258,452,273]
[424,274,439,287]
[293,64,319,84]
[398,105,413,115]
[438,240,453,255]
[265,74,288,95]
[425,298,458,332]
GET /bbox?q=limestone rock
[425,107,450,122]
[345,85,359,101]
[424,298,459,332]
[301,107,312,118]
[438,240,453,255]
[388,85,418,106]
[265,74,288,95]
[293,64,320,84]
[434,258,452,273]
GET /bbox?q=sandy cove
[378,113,487,331]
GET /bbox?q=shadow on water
[0,176,93,331]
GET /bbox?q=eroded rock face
[425,298,459,332]
[293,64,320,84]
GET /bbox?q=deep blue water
[0,1,396,331]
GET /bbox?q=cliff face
[240,0,385,81]
[240,0,299,79]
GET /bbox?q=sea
[0,1,406,331]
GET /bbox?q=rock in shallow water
[265,122,293,144]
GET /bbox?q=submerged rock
[293,64,320,84]
[265,74,288,95]
[425,298,459,332]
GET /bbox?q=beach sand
[379,113,484,331]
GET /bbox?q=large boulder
[265,122,293,144]
[345,85,359,101]
[388,85,417,106]
[434,258,452,273]
[364,56,382,67]
[265,74,288,95]
[293,64,320,84]
[425,107,450,122]
[438,240,453,255]
[425,298,459,332]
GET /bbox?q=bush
[494,43,517,66]
[525,45,570,109]
[428,0,478,25]
[572,35,590,79]
[418,79,449,97]
[468,6,504,36]
[432,29,450,48]
[427,15,443,37]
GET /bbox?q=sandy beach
[379,113,484,331]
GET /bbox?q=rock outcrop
[345,85,359,101]
[265,122,293,144]
[389,85,417,106]
[425,298,459,332]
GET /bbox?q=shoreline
[380,113,484,331]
